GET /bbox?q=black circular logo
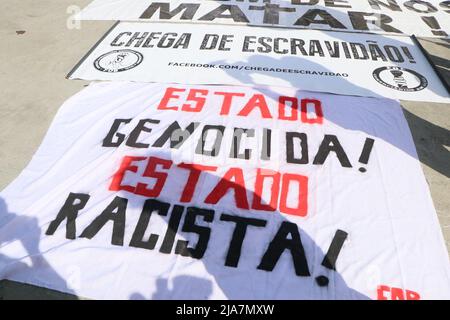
[94,49,143,73]
[372,66,428,92]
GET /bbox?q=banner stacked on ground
[76,0,450,38]
[0,82,449,299]
[68,22,450,103]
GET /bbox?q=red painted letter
[158,87,185,111]
[301,99,323,124]
[178,163,218,202]
[214,91,245,115]
[252,168,280,212]
[135,157,173,197]
[204,168,249,209]
[181,89,209,112]
[377,285,390,300]
[109,156,146,193]
[238,94,272,119]
[279,173,308,216]
[406,290,420,300]
[278,96,298,121]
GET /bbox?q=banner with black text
[0,82,449,299]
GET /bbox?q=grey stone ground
[0,0,448,299]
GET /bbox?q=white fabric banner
[67,22,450,103]
[76,0,450,38]
[0,82,449,300]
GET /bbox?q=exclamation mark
[401,46,416,64]
[315,229,348,287]
[421,16,448,37]
[358,138,375,173]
